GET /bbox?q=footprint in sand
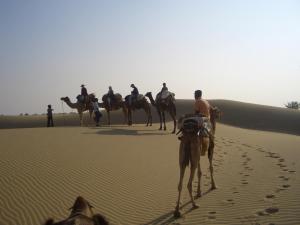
[288,170,296,173]
[282,184,290,189]
[207,211,217,219]
[265,194,275,199]
[265,207,279,214]
[222,199,234,205]
[275,188,285,193]
[280,175,291,181]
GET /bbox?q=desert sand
[0,100,299,225]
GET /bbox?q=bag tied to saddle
[177,115,212,137]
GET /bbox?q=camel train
[59,87,222,220]
[61,88,178,130]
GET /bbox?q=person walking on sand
[47,104,54,127]
[92,98,102,126]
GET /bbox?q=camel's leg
[122,106,127,124]
[107,110,111,125]
[187,139,200,208]
[208,138,216,190]
[89,111,93,127]
[157,109,163,130]
[174,141,187,218]
[170,111,176,134]
[162,111,166,130]
[79,112,83,126]
[145,107,151,126]
[196,160,202,198]
[149,111,152,126]
[128,109,132,126]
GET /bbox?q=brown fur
[44,196,109,225]
[60,95,94,126]
[145,92,177,133]
[101,93,128,125]
[174,107,221,218]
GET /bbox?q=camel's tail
[183,142,191,167]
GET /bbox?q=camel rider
[194,90,210,118]
[161,82,168,92]
[159,82,169,100]
[130,84,139,105]
[194,89,212,137]
[107,86,115,109]
[80,84,88,104]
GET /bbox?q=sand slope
[0,123,299,225]
[1,99,300,136]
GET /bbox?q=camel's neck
[147,94,156,106]
[210,117,217,134]
[63,99,78,109]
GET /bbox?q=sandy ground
[0,122,299,225]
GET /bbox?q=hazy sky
[0,0,299,115]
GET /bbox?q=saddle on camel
[173,90,221,218]
[157,83,175,106]
[77,84,93,107]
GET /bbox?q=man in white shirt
[92,98,102,126]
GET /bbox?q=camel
[44,196,109,225]
[101,93,127,125]
[60,94,95,126]
[174,107,221,218]
[145,92,177,133]
[124,94,152,126]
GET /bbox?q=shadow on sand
[143,189,214,225]
[82,126,171,136]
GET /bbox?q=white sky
[0,0,299,114]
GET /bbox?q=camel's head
[69,196,94,217]
[60,97,70,102]
[210,106,222,119]
[44,196,109,225]
[145,92,152,98]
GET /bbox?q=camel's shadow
[83,126,171,136]
[143,189,213,225]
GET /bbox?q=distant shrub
[285,101,299,110]
[24,113,29,116]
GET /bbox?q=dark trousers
[94,111,102,125]
[47,116,54,127]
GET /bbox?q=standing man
[107,86,115,110]
[92,98,102,126]
[47,104,54,127]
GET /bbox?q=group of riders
[76,83,212,131]
[76,83,174,126]
[78,82,172,108]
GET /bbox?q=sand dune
[0,100,299,224]
[1,99,300,136]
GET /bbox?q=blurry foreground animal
[44,196,109,225]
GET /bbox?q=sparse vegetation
[285,101,299,110]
